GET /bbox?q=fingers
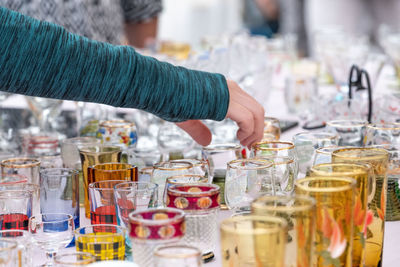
[175,120,212,146]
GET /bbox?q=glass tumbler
[164,175,208,205]
[1,158,40,185]
[167,184,220,256]
[251,195,316,267]
[364,123,400,146]
[53,252,96,266]
[0,183,40,218]
[79,146,122,218]
[295,177,356,267]
[128,208,185,266]
[312,146,340,166]
[251,141,297,159]
[0,190,32,232]
[97,120,138,149]
[154,245,202,267]
[0,230,32,266]
[0,239,18,266]
[325,120,367,146]
[220,215,287,267]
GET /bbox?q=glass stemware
[25,97,63,132]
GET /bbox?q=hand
[176,80,265,148]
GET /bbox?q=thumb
[175,120,212,146]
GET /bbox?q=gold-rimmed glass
[251,141,297,159]
[263,117,281,141]
[53,252,96,266]
[332,148,388,267]
[220,214,287,267]
[310,163,371,266]
[325,120,367,146]
[1,158,40,185]
[312,146,340,166]
[364,123,400,146]
[251,195,316,267]
[295,177,356,267]
[170,159,210,179]
[154,245,202,267]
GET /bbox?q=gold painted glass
[251,141,297,159]
[325,120,367,147]
[1,158,40,185]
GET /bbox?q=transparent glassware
[284,75,318,115]
[128,208,185,267]
[171,159,210,179]
[220,214,287,267]
[1,158,40,185]
[97,120,138,149]
[325,120,367,147]
[312,145,340,166]
[75,224,126,261]
[39,155,64,169]
[128,146,161,169]
[251,141,297,159]
[154,245,202,267]
[263,117,281,141]
[0,190,33,232]
[167,183,220,255]
[23,134,59,157]
[25,96,63,132]
[29,213,74,266]
[225,159,273,213]
[373,95,400,124]
[0,239,18,266]
[0,183,40,217]
[139,167,153,182]
[364,123,400,146]
[0,230,32,266]
[53,252,95,266]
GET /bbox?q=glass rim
[0,239,18,252]
[154,245,202,259]
[89,162,136,172]
[227,159,273,170]
[295,176,356,193]
[166,174,208,185]
[30,213,74,224]
[89,180,128,190]
[326,119,368,127]
[153,161,194,171]
[40,168,79,176]
[61,136,100,145]
[1,158,40,168]
[331,147,389,160]
[251,195,316,213]
[315,145,341,155]
[53,252,96,265]
[293,131,338,141]
[0,183,40,194]
[78,145,121,154]
[253,155,295,165]
[0,189,32,199]
[167,183,219,197]
[139,167,154,175]
[202,143,241,151]
[128,207,185,226]
[99,119,135,129]
[114,181,158,192]
[171,158,208,167]
[74,224,126,236]
[252,141,295,151]
[367,122,400,130]
[264,116,279,123]
[310,162,371,177]
[220,214,287,234]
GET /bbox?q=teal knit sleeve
[0,7,229,122]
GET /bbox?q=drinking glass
[172,159,210,179]
[1,158,40,185]
[89,180,126,226]
[0,183,40,217]
[202,144,243,207]
[75,225,126,261]
[0,239,18,266]
[128,208,185,266]
[251,141,297,159]
[88,163,137,183]
[154,245,202,267]
[295,177,356,267]
[373,95,400,124]
[292,132,339,174]
[0,190,32,232]
[26,135,59,157]
[0,174,27,184]
[139,167,153,182]
[79,146,122,218]
[251,195,316,267]
[164,175,208,205]
[325,120,367,146]
[40,169,80,228]
[128,147,161,169]
[53,252,96,266]
[157,122,194,161]
[310,163,371,266]
[332,147,389,267]
[312,146,340,166]
[25,96,63,132]
[29,213,75,266]
[225,159,273,213]
[167,184,219,256]
[220,214,287,267]
[0,230,32,266]
[97,120,138,149]
[284,75,318,115]
[39,155,64,169]
[364,123,400,146]
[263,117,281,141]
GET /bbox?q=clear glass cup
[373,95,400,124]
[0,174,27,185]
[167,183,220,255]
[325,120,367,146]
[312,145,340,166]
[171,159,210,179]
[0,239,18,266]
[220,214,287,267]
[53,252,96,266]
[364,123,400,146]
[39,155,64,169]
[0,183,40,217]
[284,75,318,115]
[26,135,59,157]
[154,245,202,267]
[29,213,75,266]
[157,122,194,161]
[263,117,281,141]
[75,224,126,261]
[97,120,138,149]
[128,208,185,266]
[251,141,297,159]
[251,195,316,267]
[295,177,356,267]
[1,158,40,185]
[128,147,161,169]
[225,159,273,213]
[40,168,80,228]
[0,190,33,232]
[25,97,63,133]
[0,230,32,266]
[139,167,153,182]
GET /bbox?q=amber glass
[332,148,389,267]
[295,177,356,267]
[79,146,122,218]
[310,163,371,267]
[251,195,316,267]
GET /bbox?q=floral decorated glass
[97,120,138,149]
[310,163,371,266]
[163,175,208,205]
[166,184,219,256]
[251,195,316,267]
[220,214,287,267]
[292,132,339,174]
[225,159,273,213]
[202,144,243,208]
[53,252,96,266]
[79,146,122,218]
[0,230,32,266]
[154,245,202,267]
[251,141,297,159]
[325,120,367,147]
[332,147,389,267]
[263,117,281,141]
[75,225,126,261]
[0,190,32,232]
[295,177,356,267]
[128,208,185,267]
[1,158,40,185]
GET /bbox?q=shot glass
[154,245,202,267]
[79,145,122,217]
[251,195,316,267]
[75,225,126,261]
[128,208,185,266]
[220,215,287,267]
[332,147,389,267]
[1,158,40,185]
[325,120,367,146]
[295,177,356,267]
[97,120,138,149]
[0,230,32,266]
[263,117,281,141]
[0,190,32,231]
[251,141,297,159]
[167,184,220,255]
[54,252,96,266]
[0,183,40,217]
